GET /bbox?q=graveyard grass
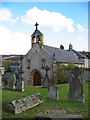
[2,81,89,119]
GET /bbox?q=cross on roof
[34,22,39,30]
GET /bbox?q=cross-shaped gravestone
[43,65,50,88]
[34,22,39,30]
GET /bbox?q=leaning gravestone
[43,65,50,88]
[47,79,59,101]
[7,93,43,114]
[68,67,84,102]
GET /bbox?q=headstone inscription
[68,67,84,102]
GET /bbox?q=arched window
[37,35,41,43]
[41,59,45,69]
[27,59,30,69]
[33,37,36,43]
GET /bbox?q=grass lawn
[2,81,89,119]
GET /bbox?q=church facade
[22,23,53,86]
[22,23,85,86]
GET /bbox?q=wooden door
[33,71,41,86]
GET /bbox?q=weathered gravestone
[5,55,24,92]
[5,73,16,90]
[7,93,43,114]
[15,55,24,92]
[43,65,50,88]
[36,109,83,119]
[47,79,59,101]
[15,73,24,92]
[68,67,84,102]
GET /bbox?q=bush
[54,64,68,84]
[54,62,77,84]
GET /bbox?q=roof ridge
[43,45,60,50]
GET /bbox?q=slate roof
[72,50,88,59]
[43,45,84,64]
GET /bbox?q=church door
[33,71,41,86]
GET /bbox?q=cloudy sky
[0,1,88,55]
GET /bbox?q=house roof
[43,45,84,64]
[72,50,88,59]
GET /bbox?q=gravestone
[36,109,83,119]
[68,67,84,102]
[43,65,50,88]
[15,55,24,92]
[5,73,16,90]
[15,73,24,92]
[7,93,43,114]
[47,79,59,100]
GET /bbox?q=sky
[0,1,88,55]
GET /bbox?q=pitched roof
[31,29,43,36]
[43,45,84,64]
[72,50,88,59]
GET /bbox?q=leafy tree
[2,59,12,69]
[66,62,75,70]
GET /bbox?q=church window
[38,35,40,42]
[33,36,36,43]
[41,59,45,69]
[27,59,30,69]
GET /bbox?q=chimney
[69,44,73,51]
[60,45,64,49]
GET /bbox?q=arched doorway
[33,71,41,86]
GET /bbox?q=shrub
[54,64,68,84]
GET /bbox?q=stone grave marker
[47,79,59,100]
[43,65,50,88]
[5,73,16,90]
[68,67,84,102]
[7,93,43,114]
[15,73,24,92]
[36,109,83,119]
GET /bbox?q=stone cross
[34,22,39,30]
[43,65,50,88]
[45,65,50,76]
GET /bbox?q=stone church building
[22,23,85,86]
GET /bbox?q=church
[22,23,85,86]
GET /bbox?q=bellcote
[31,22,43,48]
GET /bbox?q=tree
[2,59,12,69]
